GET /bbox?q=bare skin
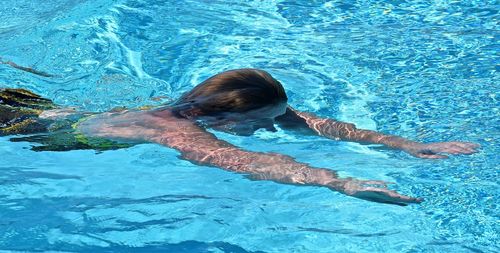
[74,105,478,206]
[276,107,480,159]
[1,65,479,205]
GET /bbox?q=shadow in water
[1,240,267,253]
[0,166,82,186]
[0,193,248,252]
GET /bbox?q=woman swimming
[0,68,479,205]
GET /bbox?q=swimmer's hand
[403,142,480,159]
[328,179,422,206]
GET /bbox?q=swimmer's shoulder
[76,107,195,142]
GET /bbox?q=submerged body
[0,69,479,205]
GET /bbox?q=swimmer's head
[171,68,288,135]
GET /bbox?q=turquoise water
[0,0,498,252]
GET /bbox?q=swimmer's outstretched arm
[276,107,479,159]
[151,123,421,206]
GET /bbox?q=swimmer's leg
[1,88,133,152]
[0,88,57,135]
[0,88,56,110]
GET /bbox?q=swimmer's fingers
[444,142,480,154]
[334,179,421,206]
[406,141,480,159]
[348,187,423,206]
[447,141,480,149]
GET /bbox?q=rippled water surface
[0,0,498,252]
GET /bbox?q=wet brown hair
[171,68,287,118]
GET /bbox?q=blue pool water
[0,0,498,252]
